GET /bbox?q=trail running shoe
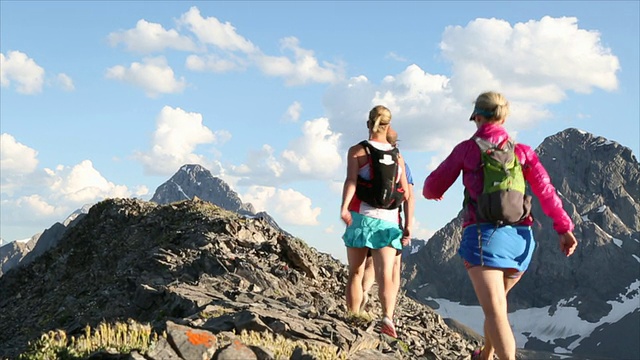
[380,316,397,338]
[471,346,484,360]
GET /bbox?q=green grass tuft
[18,320,157,360]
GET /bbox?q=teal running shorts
[342,211,403,250]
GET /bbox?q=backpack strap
[473,136,516,152]
[358,140,374,179]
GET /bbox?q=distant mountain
[403,128,640,360]
[0,237,37,277]
[150,164,255,214]
[0,205,91,277]
[150,164,290,236]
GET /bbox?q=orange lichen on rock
[186,330,217,347]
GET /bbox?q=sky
[1,1,638,262]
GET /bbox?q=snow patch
[170,180,190,200]
[425,280,640,354]
[596,140,614,146]
[632,255,640,263]
[597,205,606,213]
[581,215,590,222]
[612,238,623,248]
[410,243,422,254]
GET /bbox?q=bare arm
[398,154,410,204]
[340,145,361,226]
[398,155,413,243]
[402,183,414,246]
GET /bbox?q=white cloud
[108,19,197,53]
[281,117,343,178]
[0,133,39,176]
[179,6,257,53]
[230,117,343,185]
[15,195,58,217]
[0,51,45,94]
[440,16,619,102]
[105,56,187,97]
[386,52,407,62]
[283,101,302,122]
[185,54,246,72]
[0,133,42,197]
[324,16,620,156]
[230,144,285,183]
[0,158,146,240]
[242,185,321,226]
[325,66,469,156]
[46,160,132,203]
[255,37,344,86]
[56,73,75,91]
[176,7,343,84]
[214,130,232,145]
[134,106,222,175]
[412,219,435,241]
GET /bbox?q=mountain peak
[539,128,637,162]
[179,163,208,173]
[150,164,255,215]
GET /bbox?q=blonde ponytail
[368,105,392,133]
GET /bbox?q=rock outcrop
[0,198,481,359]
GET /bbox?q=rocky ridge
[1,198,480,359]
[150,164,289,236]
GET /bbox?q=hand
[341,208,352,226]
[402,191,411,204]
[559,232,578,257]
[401,228,411,246]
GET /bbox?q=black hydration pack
[355,141,405,210]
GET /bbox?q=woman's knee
[348,265,366,278]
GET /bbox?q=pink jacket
[422,123,574,234]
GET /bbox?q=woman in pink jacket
[423,91,578,360]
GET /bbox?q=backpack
[466,136,532,225]
[355,141,405,210]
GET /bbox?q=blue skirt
[459,224,536,272]
[342,211,403,250]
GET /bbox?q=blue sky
[1,1,638,262]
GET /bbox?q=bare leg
[392,251,402,299]
[361,255,375,294]
[346,247,369,313]
[371,246,399,320]
[481,271,522,360]
[467,267,517,360]
[482,271,522,359]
